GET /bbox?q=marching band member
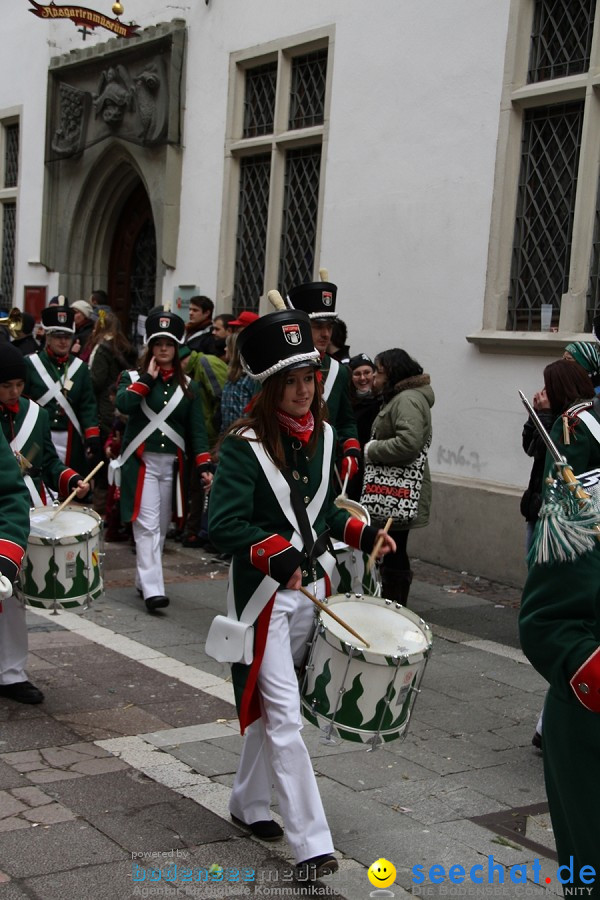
[208,308,395,881]
[115,311,211,613]
[24,304,101,475]
[0,431,36,704]
[0,345,90,704]
[286,275,360,485]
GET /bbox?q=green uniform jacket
[24,350,99,474]
[520,547,600,887]
[208,423,379,732]
[543,401,600,484]
[0,399,82,504]
[0,430,30,588]
[366,375,434,531]
[116,370,211,523]
[320,355,358,450]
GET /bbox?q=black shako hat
[42,303,75,333]
[145,311,185,345]
[0,343,26,382]
[287,281,338,320]
[237,309,320,383]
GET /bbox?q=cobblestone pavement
[0,539,563,900]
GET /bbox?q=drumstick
[366,516,393,573]
[51,460,104,519]
[299,586,370,647]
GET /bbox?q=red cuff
[342,437,361,458]
[0,539,25,583]
[570,647,600,712]
[251,534,292,576]
[84,426,100,439]
[344,517,366,548]
[127,381,151,396]
[195,452,212,468]
[59,468,79,497]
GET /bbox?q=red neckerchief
[0,401,19,415]
[46,347,69,365]
[159,368,174,381]
[276,409,314,445]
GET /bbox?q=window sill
[465,330,595,355]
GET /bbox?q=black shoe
[295,854,338,881]
[145,595,170,613]
[230,814,283,841]
[182,534,205,548]
[0,680,44,705]
[532,729,542,750]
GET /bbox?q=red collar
[1,401,19,415]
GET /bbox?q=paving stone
[80,797,238,852]
[137,693,237,728]
[0,818,30,834]
[21,803,75,825]
[313,745,435,789]
[25,859,182,900]
[44,770,180,815]
[0,820,125,878]
[26,770,84,785]
[0,761,27,791]
[54,706,172,740]
[0,794,26,819]
[69,756,129,776]
[165,741,241,777]
[0,718,81,753]
[10,786,50,807]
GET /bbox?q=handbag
[205,615,254,665]
[360,436,431,525]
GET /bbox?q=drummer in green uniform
[208,305,395,881]
[0,344,90,705]
[286,273,360,484]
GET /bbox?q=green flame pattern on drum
[20,548,101,609]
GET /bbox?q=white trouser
[230,579,334,864]
[132,452,175,599]
[0,594,28,685]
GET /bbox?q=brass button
[579,682,590,694]
[302,569,308,577]
[302,476,308,484]
[257,548,265,556]
[304,496,310,504]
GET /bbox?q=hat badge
[159,317,169,329]
[58,311,67,324]
[282,324,302,345]
[322,291,333,306]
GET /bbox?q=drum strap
[322,357,339,402]
[29,355,83,436]
[9,401,44,507]
[578,410,600,445]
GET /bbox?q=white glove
[0,574,14,602]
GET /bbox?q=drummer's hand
[286,568,302,591]
[201,470,213,490]
[147,357,160,379]
[0,574,13,602]
[375,531,396,557]
[74,480,90,499]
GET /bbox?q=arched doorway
[108,182,157,346]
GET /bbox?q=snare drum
[331,540,380,596]
[301,593,432,746]
[16,505,103,612]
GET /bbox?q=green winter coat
[520,546,600,890]
[366,374,434,531]
[319,355,358,448]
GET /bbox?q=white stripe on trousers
[132,452,175,599]
[0,594,28,684]
[229,579,334,863]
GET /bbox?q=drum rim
[27,505,102,544]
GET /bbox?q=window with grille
[507,102,583,330]
[225,35,330,315]
[0,119,19,307]
[528,0,594,83]
[480,1,600,340]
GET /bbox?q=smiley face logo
[368,858,396,888]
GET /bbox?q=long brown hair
[223,367,325,469]
[140,339,193,397]
[543,358,595,416]
[89,310,135,365]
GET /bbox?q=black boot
[381,569,413,606]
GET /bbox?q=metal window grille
[1,202,16,305]
[234,155,271,312]
[289,49,327,130]
[507,102,583,331]
[278,146,322,293]
[4,124,19,189]
[528,0,594,82]
[243,63,277,138]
